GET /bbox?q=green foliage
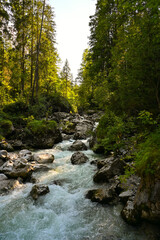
[27,119,57,136]
[3,100,28,116]
[137,110,157,126]
[96,111,126,153]
[0,119,13,137]
[135,128,160,177]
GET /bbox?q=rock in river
[30,184,50,200]
[68,140,87,151]
[70,151,89,165]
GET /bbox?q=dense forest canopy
[79,0,160,116]
[0,0,77,110]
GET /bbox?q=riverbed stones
[70,151,89,165]
[68,140,87,151]
[0,159,34,180]
[30,184,50,200]
[32,153,54,164]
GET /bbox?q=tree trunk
[32,0,45,102]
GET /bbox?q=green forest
[0,0,160,180]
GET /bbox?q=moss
[27,120,57,136]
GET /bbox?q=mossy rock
[27,120,57,135]
[25,119,62,148]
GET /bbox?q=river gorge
[0,138,158,240]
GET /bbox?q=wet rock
[33,164,52,172]
[0,150,8,160]
[0,178,22,195]
[19,149,33,161]
[68,140,87,151]
[86,187,118,205]
[30,184,50,200]
[0,159,33,180]
[70,151,89,165]
[33,153,54,164]
[93,159,126,183]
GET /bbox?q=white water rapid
[0,140,148,240]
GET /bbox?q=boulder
[97,156,114,169]
[0,173,8,181]
[68,140,87,151]
[30,184,50,200]
[70,152,89,165]
[0,158,33,180]
[121,199,140,225]
[73,120,93,140]
[19,149,33,161]
[33,153,54,164]
[0,150,8,160]
[93,159,126,183]
[86,187,118,205]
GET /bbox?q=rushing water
[0,140,155,240]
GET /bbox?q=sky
[49,0,96,79]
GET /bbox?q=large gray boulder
[68,140,87,151]
[32,153,54,164]
[30,184,50,200]
[70,152,89,165]
[73,120,94,140]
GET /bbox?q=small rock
[0,150,8,160]
[30,184,50,200]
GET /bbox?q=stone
[121,199,140,225]
[0,173,8,181]
[86,187,118,205]
[19,149,33,161]
[0,178,22,195]
[70,151,89,165]
[0,150,8,160]
[97,156,115,169]
[32,153,54,164]
[68,140,87,151]
[0,159,33,180]
[30,184,50,200]
[93,159,126,183]
[73,120,93,140]
[119,190,134,203]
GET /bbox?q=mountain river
[0,139,157,240]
